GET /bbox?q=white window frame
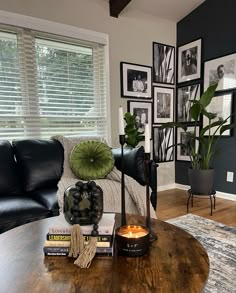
[0,10,111,144]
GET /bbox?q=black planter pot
[188,168,215,194]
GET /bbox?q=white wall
[0,0,176,187]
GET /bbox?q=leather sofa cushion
[12,139,64,192]
[0,140,22,195]
[29,187,59,216]
[112,146,146,186]
[0,195,49,219]
[0,195,51,233]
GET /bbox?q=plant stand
[187,189,216,216]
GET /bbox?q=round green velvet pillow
[70,141,115,180]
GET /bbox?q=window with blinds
[0,28,107,140]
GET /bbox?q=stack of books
[43,213,115,257]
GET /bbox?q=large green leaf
[199,83,218,108]
[201,109,217,120]
[190,103,202,121]
[220,123,235,135]
[200,119,227,136]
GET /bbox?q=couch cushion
[0,140,22,195]
[0,195,50,233]
[112,146,146,186]
[29,187,59,216]
[12,139,64,192]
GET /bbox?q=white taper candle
[119,106,125,135]
[144,124,150,153]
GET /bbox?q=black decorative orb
[64,181,103,225]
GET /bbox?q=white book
[49,213,115,235]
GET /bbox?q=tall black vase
[188,168,215,194]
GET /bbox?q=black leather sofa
[0,139,157,234]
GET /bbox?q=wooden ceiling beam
[109,0,132,18]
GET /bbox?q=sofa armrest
[112,146,157,210]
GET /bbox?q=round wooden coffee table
[0,214,209,293]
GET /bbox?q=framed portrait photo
[153,42,175,84]
[176,126,199,161]
[203,93,233,136]
[127,100,152,135]
[153,86,174,123]
[177,83,201,122]
[120,62,152,99]
[178,39,202,83]
[153,126,174,163]
[204,53,236,91]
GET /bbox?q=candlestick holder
[144,152,158,242]
[116,134,151,256]
[119,134,126,226]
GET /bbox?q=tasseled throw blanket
[57,167,157,219]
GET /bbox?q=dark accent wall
[176,0,236,194]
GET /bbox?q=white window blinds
[0,28,108,140]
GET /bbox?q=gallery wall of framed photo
[176,37,235,163]
[120,31,235,165]
[120,41,176,164]
[176,0,236,194]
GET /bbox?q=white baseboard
[157,184,176,192]
[175,184,236,201]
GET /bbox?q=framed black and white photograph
[177,126,199,161]
[153,126,174,163]
[177,83,201,122]
[204,53,236,91]
[127,100,152,135]
[178,39,202,83]
[153,86,174,123]
[203,93,233,136]
[120,62,152,99]
[153,42,175,84]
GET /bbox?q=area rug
[167,214,236,293]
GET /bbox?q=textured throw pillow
[52,135,104,178]
[70,141,114,180]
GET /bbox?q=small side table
[187,189,216,216]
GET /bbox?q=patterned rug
[167,214,236,293]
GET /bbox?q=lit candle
[117,225,149,238]
[118,106,125,135]
[144,124,150,153]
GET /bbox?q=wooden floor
[157,189,236,227]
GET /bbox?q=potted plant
[124,112,144,147]
[162,82,235,194]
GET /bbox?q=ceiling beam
[109,0,132,18]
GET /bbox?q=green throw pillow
[70,141,115,180]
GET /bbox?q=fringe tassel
[68,224,84,258]
[74,237,97,268]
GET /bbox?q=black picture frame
[203,92,233,136]
[204,52,236,91]
[120,62,152,99]
[178,38,202,83]
[153,126,174,163]
[152,42,175,85]
[176,126,200,161]
[177,83,201,122]
[127,100,152,136]
[153,86,174,123]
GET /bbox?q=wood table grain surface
[0,214,209,293]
